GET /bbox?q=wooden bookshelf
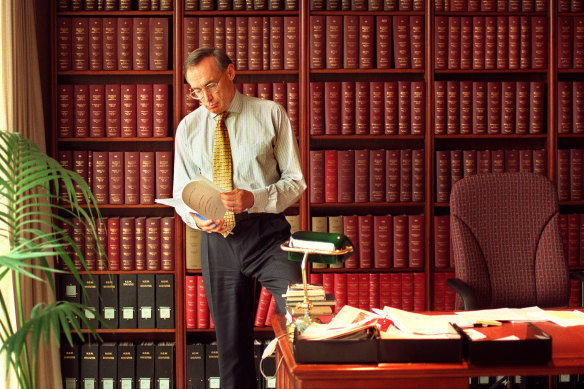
[48,0,584,387]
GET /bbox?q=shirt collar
[213,89,243,120]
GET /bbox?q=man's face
[185,56,235,115]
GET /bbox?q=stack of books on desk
[283,283,336,316]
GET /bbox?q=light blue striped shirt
[173,90,306,229]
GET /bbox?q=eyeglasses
[189,79,221,100]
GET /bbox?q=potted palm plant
[0,131,105,389]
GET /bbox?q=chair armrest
[446,278,479,310]
[570,272,584,282]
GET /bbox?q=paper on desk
[454,306,547,322]
[379,306,475,335]
[525,309,584,327]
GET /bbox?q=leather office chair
[446,172,573,311]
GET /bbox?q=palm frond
[0,131,108,389]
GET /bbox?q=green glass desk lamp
[281,231,354,328]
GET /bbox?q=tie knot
[217,112,227,125]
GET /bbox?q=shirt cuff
[250,188,268,212]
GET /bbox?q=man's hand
[190,212,230,235]
[220,188,254,214]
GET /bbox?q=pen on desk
[475,319,502,327]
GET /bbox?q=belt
[235,212,266,222]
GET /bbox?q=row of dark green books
[61,273,174,329]
[61,341,174,389]
[186,340,277,389]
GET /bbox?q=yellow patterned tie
[213,112,235,236]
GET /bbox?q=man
[173,47,306,389]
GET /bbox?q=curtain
[0,0,62,388]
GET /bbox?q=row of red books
[310,0,424,11]
[187,0,297,11]
[311,149,424,205]
[310,272,426,313]
[58,150,173,205]
[557,149,584,202]
[309,214,425,270]
[559,0,584,12]
[57,17,169,72]
[435,16,548,71]
[434,81,545,136]
[184,16,299,71]
[560,213,584,267]
[62,216,175,272]
[57,0,172,11]
[435,148,547,202]
[558,82,584,134]
[310,15,424,70]
[57,84,169,139]
[435,0,547,12]
[253,286,277,327]
[181,82,300,137]
[310,81,424,136]
[558,17,584,69]
[185,276,215,329]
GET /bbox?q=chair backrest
[449,172,569,310]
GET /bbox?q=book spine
[376,15,392,69]
[355,149,370,202]
[185,276,197,329]
[386,149,400,202]
[146,217,161,271]
[270,16,284,70]
[74,84,89,138]
[343,15,359,69]
[393,215,408,268]
[369,149,386,202]
[136,84,153,138]
[248,17,263,71]
[89,84,105,138]
[133,18,149,71]
[374,215,393,268]
[324,150,338,203]
[57,85,74,138]
[254,286,272,327]
[355,81,370,135]
[283,16,299,70]
[140,151,155,205]
[325,15,343,69]
[324,82,341,135]
[358,215,373,268]
[337,150,356,203]
[149,18,169,70]
[160,216,175,271]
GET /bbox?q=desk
[271,314,584,389]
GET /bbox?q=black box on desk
[457,322,552,365]
[378,335,463,363]
[293,327,379,364]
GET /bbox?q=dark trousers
[201,213,301,389]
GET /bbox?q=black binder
[155,274,174,329]
[137,274,156,328]
[136,342,155,389]
[81,274,100,329]
[117,342,136,389]
[98,342,117,389]
[155,342,175,389]
[80,343,99,389]
[118,274,137,329]
[61,342,80,389]
[186,343,205,389]
[99,274,119,329]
